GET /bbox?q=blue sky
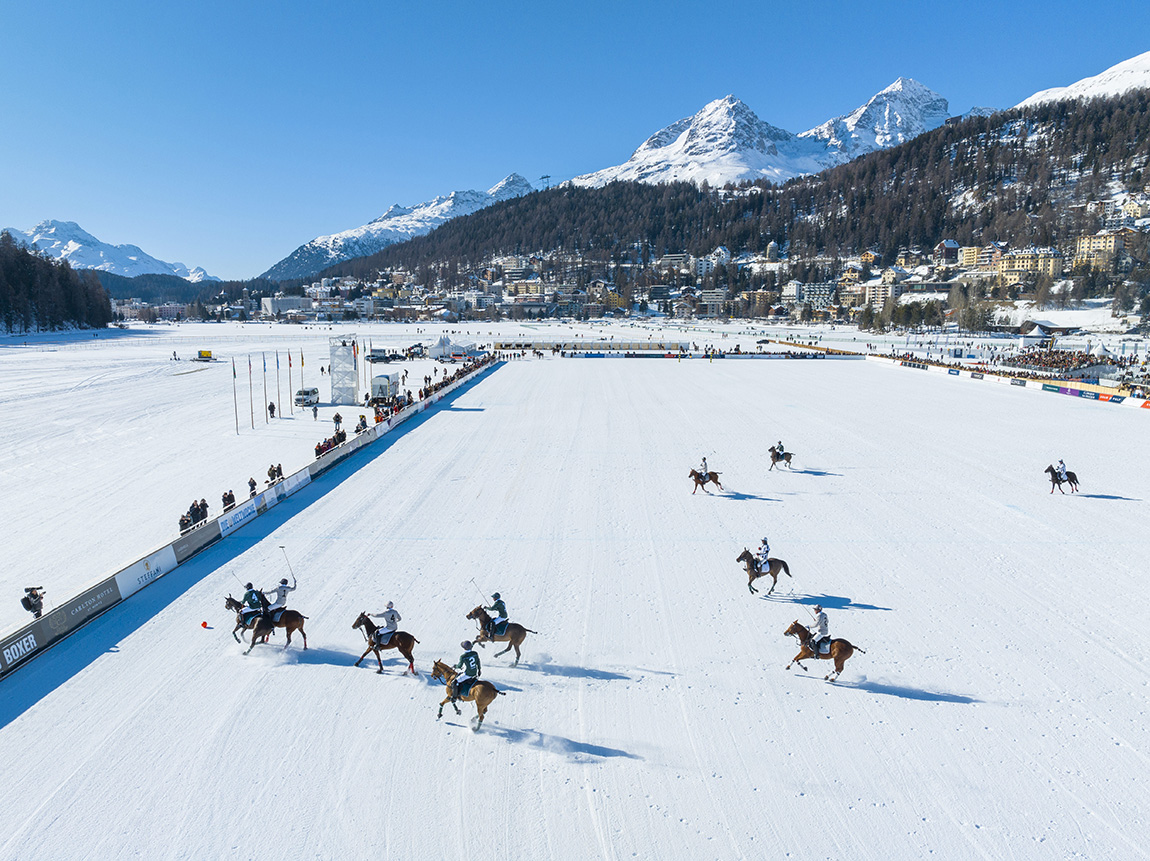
[2,0,1148,279]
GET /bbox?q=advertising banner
[254,489,280,516]
[1059,387,1081,397]
[948,369,960,375]
[1,579,123,675]
[115,545,179,598]
[971,372,984,379]
[1043,383,1060,392]
[1080,390,1099,400]
[172,520,222,563]
[278,470,311,498]
[1011,379,1027,387]
[219,499,259,537]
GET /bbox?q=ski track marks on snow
[1,321,1148,860]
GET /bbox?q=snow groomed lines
[0,358,503,682]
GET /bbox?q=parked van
[294,387,320,406]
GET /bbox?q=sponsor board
[948,369,960,376]
[1108,395,1124,404]
[172,520,222,563]
[254,489,280,515]
[1011,379,1027,387]
[219,499,259,537]
[278,470,311,498]
[1,579,124,675]
[1080,390,1099,400]
[1059,387,1081,397]
[900,360,928,370]
[115,545,179,598]
[971,372,984,379]
[1043,384,1060,392]
[1,626,41,672]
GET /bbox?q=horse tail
[854,645,866,654]
[781,560,791,578]
[497,690,507,696]
[524,628,539,634]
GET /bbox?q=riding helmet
[813,604,822,612]
[280,578,289,585]
[386,601,393,609]
[245,582,253,590]
[492,592,500,600]
[461,640,472,650]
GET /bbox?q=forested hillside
[317,91,1150,279]
[0,231,113,332]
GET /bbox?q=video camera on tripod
[21,586,45,618]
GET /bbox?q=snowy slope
[2,220,218,282]
[1,322,1149,860]
[571,81,949,188]
[1016,50,1150,108]
[261,174,534,280]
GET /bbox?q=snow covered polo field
[1,322,1147,860]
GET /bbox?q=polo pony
[352,612,419,674]
[431,659,505,730]
[689,469,723,493]
[736,548,792,595]
[784,619,864,681]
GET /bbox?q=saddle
[813,638,831,655]
[455,678,477,698]
[373,630,394,646]
[489,620,509,637]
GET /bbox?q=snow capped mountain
[262,174,534,281]
[798,77,950,161]
[1016,50,1150,109]
[2,220,219,282]
[571,81,950,189]
[570,96,833,187]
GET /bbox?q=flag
[248,355,251,373]
[288,352,292,368]
[300,351,304,368]
[276,351,280,369]
[232,358,236,378]
[263,353,267,372]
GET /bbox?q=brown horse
[352,612,418,674]
[466,607,537,666]
[736,549,792,595]
[225,595,308,651]
[431,659,505,729]
[689,469,724,493]
[769,445,793,470]
[1045,464,1079,494]
[784,619,865,681]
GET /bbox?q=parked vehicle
[294,387,320,406]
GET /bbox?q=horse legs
[354,645,373,668]
[748,580,757,594]
[494,641,513,658]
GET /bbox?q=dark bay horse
[784,620,865,681]
[1045,464,1079,494]
[769,445,793,470]
[225,595,308,653]
[736,549,792,595]
[689,469,724,493]
[352,612,418,674]
[431,659,505,729]
[466,607,537,666]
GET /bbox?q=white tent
[429,335,455,359]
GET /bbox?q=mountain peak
[799,78,949,157]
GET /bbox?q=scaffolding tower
[329,334,359,405]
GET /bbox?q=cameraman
[22,586,46,619]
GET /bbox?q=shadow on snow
[485,725,643,761]
[829,676,981,704]
[764,593,893,612]
[0,366,500,730]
